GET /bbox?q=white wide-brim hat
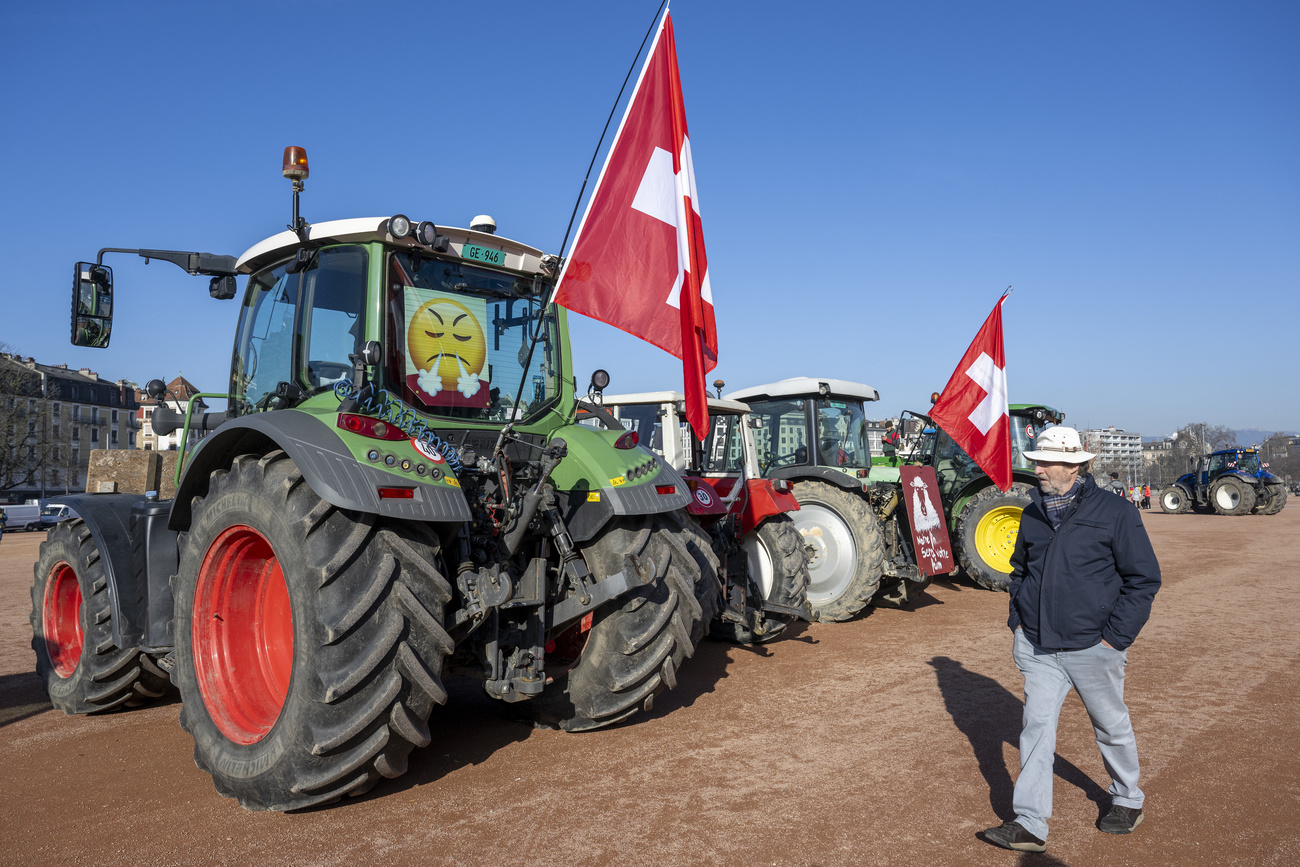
[1022,425,1096,464]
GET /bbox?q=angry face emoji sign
[405,292,491,408]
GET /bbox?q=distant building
[0,352,139,500]
[136,375,210,451]
[1081,426,1143,477]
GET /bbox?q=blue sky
[2,1,1296,437]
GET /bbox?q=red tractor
[583,390,811,643]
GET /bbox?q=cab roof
[726,377,880,403]
[235,217,549,276]
[599,391,751,414]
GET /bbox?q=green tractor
[724,378,930,622]
[903,403,1064,590]
[31,148,717,811]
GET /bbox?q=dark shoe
[982,820,1047,852]
[1098,804,1145,834]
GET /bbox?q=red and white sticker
[410,438,445,463]
[1026,424,1035,439]
[694,487,712,506]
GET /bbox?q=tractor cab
[725,378,881,486]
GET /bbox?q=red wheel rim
[194,525,294,745]
[43,562,84,678]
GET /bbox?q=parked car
[1,503,43,531]
[40,504,80,528]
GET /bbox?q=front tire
[1209,476,1256,516]
[955,483,1034,592]
[1159,486,1190,514]
[1254,484,1287,515]
[30,520,170,714]
[714,514,811,644]
[531,512,709,732]
[789,481,885,622]
[173,451,454,811]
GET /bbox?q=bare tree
[0,350,76,497]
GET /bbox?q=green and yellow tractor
[31,148,718,811]
[903,403,1065,590]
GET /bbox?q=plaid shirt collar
[1042,476,1085,529]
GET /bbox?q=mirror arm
[95,248,238,277]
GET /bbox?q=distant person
[982,426,1161,854]
[1108,471,1126,496]
[0,507,6,543]
[882,420,901,466]
[1142,484,1151,509]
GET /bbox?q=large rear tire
[955,483,1034,592]
[531,512,709,733]
[172,451,454,811]
[789,481,885,622]
[30,520,170,714]
[1209,476,1255,516]
[1159,486,1190,514]
[713,513,811,644]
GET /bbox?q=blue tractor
[1159,448,1287,516]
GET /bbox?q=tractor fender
[768,464,867,492]
[554,453,693,543]
[48,493,150,650]
[166,411,472,531]
[1216,470,1264,489]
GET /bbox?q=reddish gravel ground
[2,504,1297,866]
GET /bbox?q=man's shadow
[928,656,1109,820]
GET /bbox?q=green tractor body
[34,188,717,810]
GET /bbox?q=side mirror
[71,262,113,348]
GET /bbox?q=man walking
[982,426,1161,853]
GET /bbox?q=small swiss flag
[554,8,717,438]
[930,293,1012,492]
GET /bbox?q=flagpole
[493,0,670,458]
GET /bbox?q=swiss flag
[554,9,717,438]
[930,293,1012,492]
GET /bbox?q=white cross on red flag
[553,8,717,439]
[929,293,1012,491]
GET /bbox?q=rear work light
[338,413,409,441]
[614,431,639,449]
[377,487,415,500]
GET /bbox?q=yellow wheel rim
[974,505,1024,574]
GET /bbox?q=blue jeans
[1011,628,1144,840]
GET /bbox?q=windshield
[1013,418,1051,470]
[1230,452,1262,474]
[814,399,872,469]
[701,412,745,474]
[746,398,808,473]
[386,252,559,422]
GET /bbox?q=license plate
[461,244,504,266]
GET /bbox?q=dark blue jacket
[1008,474,1160,651]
